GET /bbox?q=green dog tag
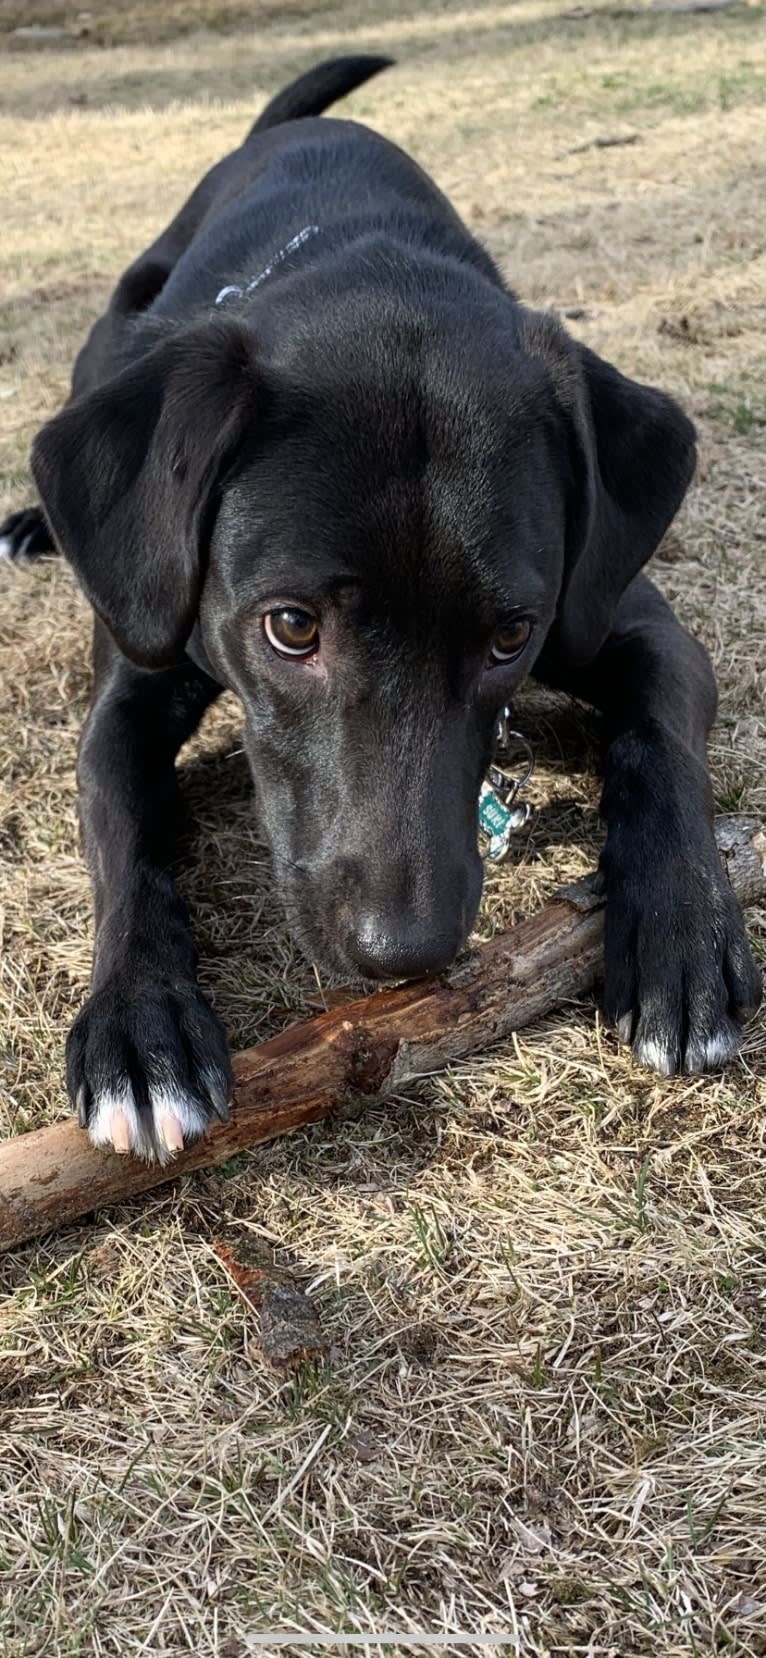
[478,714,535,862]
[479,781,518,861]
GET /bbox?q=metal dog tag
[479,712,535,863]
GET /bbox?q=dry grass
[1,0,766,1651]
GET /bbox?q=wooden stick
[1,816,763,1253]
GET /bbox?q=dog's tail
[248,55,394,137]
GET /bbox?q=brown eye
[489,618,532,665]
[264,607,319,658]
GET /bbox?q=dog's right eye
[263,607,320,658]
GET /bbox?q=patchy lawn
[1,0,765,1652]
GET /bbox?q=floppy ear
[31,320,256,668]
[522,315,696,667]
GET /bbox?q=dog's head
[31,296,694,979]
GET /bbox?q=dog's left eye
[489,619,532,665]
[264,607,320,658]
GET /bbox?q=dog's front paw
[67,977,233,1161]
[603,842,762,1077]
[0,506,54,562]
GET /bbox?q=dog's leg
[536,574,762,1073]
[68,629,231,1161]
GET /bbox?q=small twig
[566,133,640,155]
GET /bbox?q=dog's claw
[207,1076,231,1121]
[111,1113,133,1154]
[616,1012,634,1045]
[159,1114,185,1154]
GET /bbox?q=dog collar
[214,224,320,306]
[479,708,535,861]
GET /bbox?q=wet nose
[347,908,467,981]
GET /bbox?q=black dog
[2,56,760,1161]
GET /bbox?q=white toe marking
[88,1082,154,1161]
[88,1081,210,1162]
[0,536,13,560]
[685,1027,740,1073]
[703,1030,739,1065]
[635,1035,676,1077]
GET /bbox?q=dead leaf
[731,1591,762,1619]
[509,1515,554,1554]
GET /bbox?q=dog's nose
[347,909,465,981]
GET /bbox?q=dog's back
[72,56,409,389]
